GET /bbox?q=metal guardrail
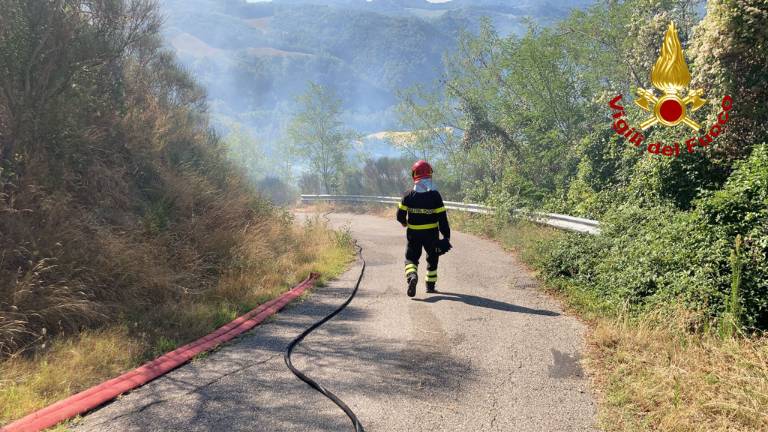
[300,194,600,235]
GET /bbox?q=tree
[689,0,768,163]
[298,172,322,194]
[396,19,591,205]
[287,83,355,194]
[223,124,263,182]
[0,0,273,355]
[362,156,412,196]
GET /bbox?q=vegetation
[450,215,768,431]
[283,0,767,333]
[2,0,766,428]
[590,310,768,431]
[348,0,768,428]
[299,155,414,197]
[398,0,768,428]
[0,0,353,425]
[395,0,768,331]
[160,0,460,151]
[288,83,356,194]
[0,218,353,425]
[157,0,592,170]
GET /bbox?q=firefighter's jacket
[396,190,451,239]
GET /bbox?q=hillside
[157,0,593,160]
[0,1,353,423]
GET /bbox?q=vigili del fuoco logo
[608,22,733,157]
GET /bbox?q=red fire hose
[2,273,319,432]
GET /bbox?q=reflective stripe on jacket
[396,189,450,238]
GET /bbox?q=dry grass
[448,212,561,268]
[0,216,354,426]
[589,312,768,431]
[1,3,356,427]
[0,328,143,425]
[297,202,393,218]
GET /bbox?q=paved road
[74,212,595,431]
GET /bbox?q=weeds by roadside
[298,202,393,218]
[0,216,354,426]
[591,310,768,432]
[0,2,362,427]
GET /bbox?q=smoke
[156,0,588,186]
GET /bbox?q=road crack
[488,369,515,430]
[81,353,281,428]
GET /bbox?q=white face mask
[413,178,434,193]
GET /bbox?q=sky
[245,0,454,2]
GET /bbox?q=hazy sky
[245,0,454,2]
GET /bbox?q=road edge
[2,274,319,432]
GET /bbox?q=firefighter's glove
[434,238,452,256]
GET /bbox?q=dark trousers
[404,229,439,283]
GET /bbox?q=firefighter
[396,160,451,297]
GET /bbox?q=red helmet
[411,160,433,181]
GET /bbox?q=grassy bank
[0,1,355,427]
[0,216,354,426]
[450,213,768,432]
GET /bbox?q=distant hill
[158,0,593,156]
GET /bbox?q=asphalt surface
[74,212,595,432]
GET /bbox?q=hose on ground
[284,212,366,432]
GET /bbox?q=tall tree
[287,83,354,194]
[689,0,768,162]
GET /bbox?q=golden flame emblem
[635,22,706,130]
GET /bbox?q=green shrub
[696,144,768,329]
[541,146,768,330]
[542,204,727,318]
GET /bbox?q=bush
[696,144,768,329]
[256,176,298,205]
[542,205,726,317]
[0,0,309,356]
[542,146,768,330]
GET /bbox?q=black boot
[407,273,418,297]
[426,281,437,293]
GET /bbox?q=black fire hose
[283,229,366,432]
